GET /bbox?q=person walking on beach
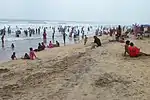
[84,35,88,45]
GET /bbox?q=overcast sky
[0,0,149,24]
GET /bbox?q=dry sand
[1,35,150,100]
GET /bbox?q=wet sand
[1,35,150,100]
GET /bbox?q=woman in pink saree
[47,41,53,48]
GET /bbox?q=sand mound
[0,68,9,74]
[95,72,131,87]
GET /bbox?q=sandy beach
[1,35,150,100]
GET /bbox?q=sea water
[0,20,101,62]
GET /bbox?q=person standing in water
[1,34,4,47]
[38,27,41,34]
[62,28,66,46]
[52,27,55,42]
[11,52,17,60]
[36,28,38,34]
[8,26,11,34]
[11,43,15,50]
[43,28,47,43]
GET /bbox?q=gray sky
[0,0,149,24]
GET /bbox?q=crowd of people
[1,24,150,61]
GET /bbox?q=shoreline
[0,35,109,64]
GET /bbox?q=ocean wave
[2,37,42,42]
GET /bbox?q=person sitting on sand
[91,36,101,49]
[84,35,88,45]
[47,41,53,48]
[94,36,101,47]
[53,41,60,47]
[30,48,37,60]
[22,53,30,59]
[22,48,37,60]
[34,43,43,52]
[56,41,60,47]
[128,42,150,57]
[41,42,46,50]
[124,40,130,56]
[11,52,17,60]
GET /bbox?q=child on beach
[11,52,17,60]
[84,35,88,45]
[124,40,130,56]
